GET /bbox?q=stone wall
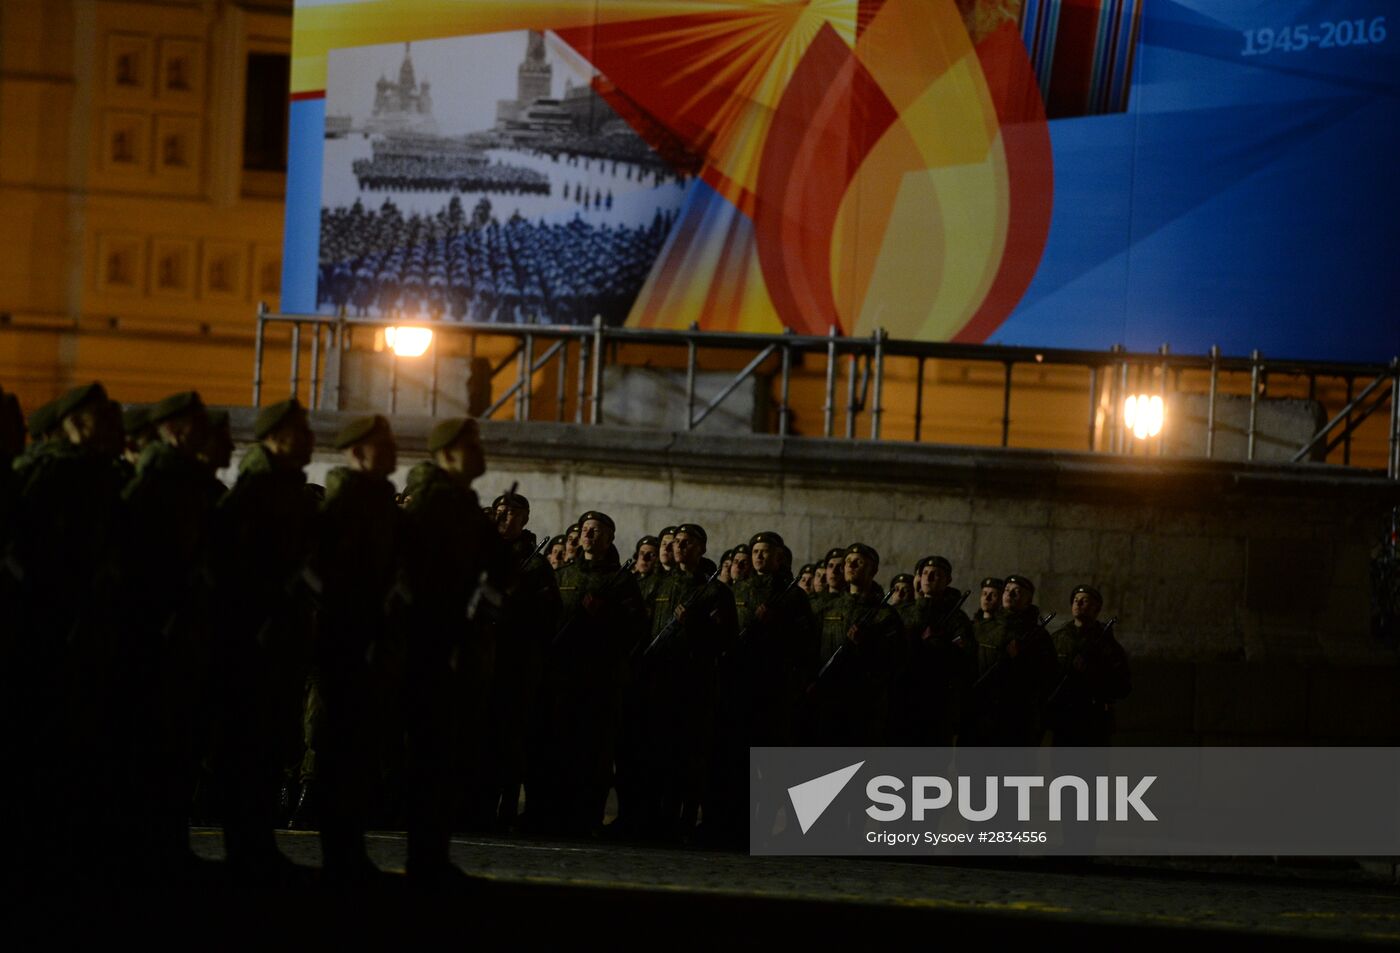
[226,410,1400,744]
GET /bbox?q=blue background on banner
[996,0,1400,360]
[283,0,1400,361]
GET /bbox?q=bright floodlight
[385,326,432,358]
[1123,394,1165,439]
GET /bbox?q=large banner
[284,1,1400,362]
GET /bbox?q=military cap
[1004,574,1035,592]
[846,542,880,568]
[147,390,203,426]
[207,409,230,430]
[427,416,480,453]
[122,405,150,436]
[980,576,1005,590]
[253,397,305,440]
[548,534,567,549]
[492,490,530,512]
[334,414,389,450]
[27,399,60,439]
[54,382,108,422]
[659,525,678,538]
[731,542,750,556]
[922,555,952,575]
[635,534,660,551]
[749,530,784,549]
[823,547,847,564]
[719,548,733,563]
[673,522,707,544]
[1072,584,1104,604]
[578,510,615,532]
[892,573,915,586]
[799,563,817,577]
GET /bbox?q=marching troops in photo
[0,382,1131,885]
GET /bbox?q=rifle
[813,585,894,685]
[970,609,1059,690]
[549,557,635,647]
[642,564,723,658]
[1046,616,1117,706]
[468,532,553,622]
[921,589,970,643]
[517,531,552,572]
[734,573,804,648]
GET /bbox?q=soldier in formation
[0,381,1131,880]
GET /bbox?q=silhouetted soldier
[638,523,734,840]
[966,574,1058,746]
[115,390,220,883]
[209,397,318,883]
[715,531,815,843]
[400,416,502,882]
[1048,585,1131,746]
[3,382,123,884]
[484,490,560,829]
[307,415,402,881]
[537,511,645,836]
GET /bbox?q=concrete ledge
[227,410,1400,506]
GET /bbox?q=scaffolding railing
[252,305,1400,479]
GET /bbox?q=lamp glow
[1123,394,1164,439]
[385,326,432,358]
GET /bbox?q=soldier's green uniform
[892,560,974,747]
[714,531,817,842]
[4,383,125,883]
[537,513,646,835]
[400,417,505,879]
[115,391,223,882]
[304,415,403,878]
[1047,586,1131,745]
[486,492,561,828]
[637,523,734,838]
[807,546,849,617]
[209,399,318,880]
[965,575,1058,746]
[810,544,901,746]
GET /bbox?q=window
[243,52,289,172]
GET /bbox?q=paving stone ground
[180,828,1400,944]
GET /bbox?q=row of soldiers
[0,379,1130,886]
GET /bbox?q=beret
[846,542,880,568]
[1005,574,1036,592]
[122,405,150,435]
[658,525,679,538]
[253,397,303,439]
[565,523,581,536]
[427,416,479,453]
[674,522,707,545]
[980,577,1005,590]
[334,414,390,450]
[578,510,616,532]
[635,535,660,550]
[27,400,60,438]
[730,542,750,556]
[54,382,108,422]
[492,491,530,512]
[823,547,847,563]
[1072,584,1104,603]
[548,535,567,549]
[799,563,817,576]
[892,573,915,586]
[147,390,204,426]
[922,555,952,574]
[749,531,784,549]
